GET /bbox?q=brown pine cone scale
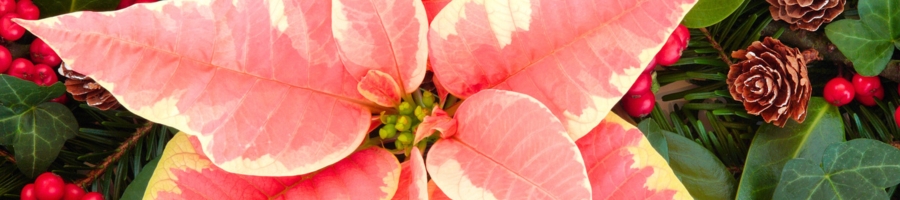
[767,0,845,31]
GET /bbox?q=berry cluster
[623,24,690,118]
[823,74,884,107]
[20,172,104,200]
[0,0,38,41]
[0,38,66,103]
[379,91,436,150]
[117,0,158,9]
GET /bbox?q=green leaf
[735,97,845,200]
[825,20,894,76]
[824,0,900,76]
[0,75,65,106]
[773,139,900,199]
[638,119,668,161]
[638,119,737,199]
[121,158,160,200]
[8,102,78,178]
[32,0,120,18]
[681,0,743,28]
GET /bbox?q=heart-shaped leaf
[681,0,743,28]
[577,114,691,199]
[426,89,591,200]
[773,139,900,199]
[0,75,76,178]
[144,133,401,199]
[428,0,696,140]
[392,148,427,200]
[638,119,737,199]
[824,0,900,76]
[17,0,427,176]
[736,97,845,200]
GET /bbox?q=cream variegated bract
[16,0,427,176]
[144,133,401,199]
[391,148,428,200]
[426,89,592,200]
[429,0,697,140]
[578,114,692,199]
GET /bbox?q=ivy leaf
[736,97,845,200]
[637,119,669,161]
[32,0,119,18]
[824,0,900,76]
[773,139,900,199]
[681,0,743,28]
[638,119,737,199]
[0,75,65,106]
[4,103,78,178]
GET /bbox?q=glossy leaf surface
[578,114,691,200]
[681,0,742,28]
[773,139,900,199]
[428,0,696,139]
[17,0,427,176]
[637,119,737,199]
[736,98,845,200]
[426,89,591,200]
[121,158,160,200]
[144,133,401,200]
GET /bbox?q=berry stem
[0,147,14,164]
[74,123,154,188]
[699,27,733,66]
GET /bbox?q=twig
[699,27,734,67]
[75,123,154,188]
[0,148,14,164]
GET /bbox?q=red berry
[0,0,14,17]
[852,74,882,97]
[643,57,657,74]
[655,35,684,66]
[0,13,25,41]
[823,77,855,107]
[894,106,900,129]
[116,0,135,9]
[134,0,157,3]
[855,86,884,107]
[79,192,103,200]
[34,172,64,200]
[30,38,62,67]
[50,94,67,104]
[32,64,57,86]
[7,58,35,80]
[0,46,11,73]
[62,184,84,200]
[14,0,38,20]
[672,24,690,47]
[627,73,652,95]
[21,184,36,200]
[623,91,655,118]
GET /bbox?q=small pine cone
[727,37,820,127]
[60,64,120,110]
[767,0,845,31]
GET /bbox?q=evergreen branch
[699,27,734,66]
[0,148,13,164]
[74,123,154,188]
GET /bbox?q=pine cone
[767,0,845,31]
[727,37,820,127]
[59,64,120,110]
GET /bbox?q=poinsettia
[16,0,696,198]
